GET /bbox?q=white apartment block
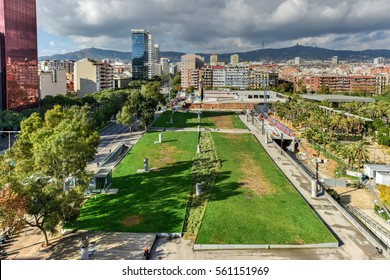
[148,34,156,79]
[39,69,67,98]
[74,58,114,97]
[212,66,225,88]
[225,64,250,89]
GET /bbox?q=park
[67,109,336,247]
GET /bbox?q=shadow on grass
[205,172,244,202]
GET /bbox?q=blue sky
[37,0,390,57]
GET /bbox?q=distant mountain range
[39,45,390,63]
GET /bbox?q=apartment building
[249,66,279,89]
[39,69,67,98]
[225,64,249,89]
[376,73,390,95]
[180,54,204,89]
[230,54,239,65]
[295,75,376,94]
[212,66,225,88]
[74,58,114,97]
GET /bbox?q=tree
[318,84,331,94]
[171,73,181,93]
[4,105,99,246]
[351,140,369,171]
[141,81,165,104]
[116,90,158,130]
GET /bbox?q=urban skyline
[37,0,390,57]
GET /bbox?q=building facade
[294,75,376,94]
[0,0,39,110]
[74,58,114,97]
[180,54,204,89]
[225,64,249,89]
[131,29,149,80]
[39,69,67,99]
[212,66,225,88]
[230,54,239,65]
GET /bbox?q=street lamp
[0,130,21,150]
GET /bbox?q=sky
[37,0,390,57]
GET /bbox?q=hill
[39,45,390,63]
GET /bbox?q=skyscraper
[0,0,39,110]
[131,29,149,80]
[131,29,159,80]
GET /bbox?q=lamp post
[0,130,21,150]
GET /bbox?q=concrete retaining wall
[194,242,339,251]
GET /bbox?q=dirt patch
[155,144,181,169]
[332,187,376,208]
[207,114,234,129]
[299,141,339,179]
[239,157,273,195]
[122,215,143,227]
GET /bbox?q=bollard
[196,183,202,197]
[311,180,317,198]
[197,145,201,154]
[144,158,149,172]
[159,133,162,143]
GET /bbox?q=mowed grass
[152,111,247,129]
[67,131,198,232]
[196,133,336,245]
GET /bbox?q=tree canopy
[1,105,99,246]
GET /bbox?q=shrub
[327,188,340,203]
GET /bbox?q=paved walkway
[3,227,155,260]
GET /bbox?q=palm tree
[351,141,369,172]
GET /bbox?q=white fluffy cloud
[37,0,390,53]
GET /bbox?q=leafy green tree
[4,105,99,246]
[171,73,182,93]
[141,81,165,104]
[116,90,158,130]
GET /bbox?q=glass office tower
[131,29,149,80]
[0,0,39,110]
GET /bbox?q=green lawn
[67,131,198,232]
[152,111,247,129]
[196,133,336,245]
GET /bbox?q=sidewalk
[238,114,386,259]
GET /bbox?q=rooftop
[300,94,375,103]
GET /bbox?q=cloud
[36,0,390,53]
[49,41,56,47]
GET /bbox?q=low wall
[194,242,339,251]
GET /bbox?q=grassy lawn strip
[152,111,247,129]
[67,131,198,233]
[152,111,209,128]
[196,133,337,245]
[183,132,221,239]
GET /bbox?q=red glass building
[0,0,38,111]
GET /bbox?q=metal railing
[346,206,390,248]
